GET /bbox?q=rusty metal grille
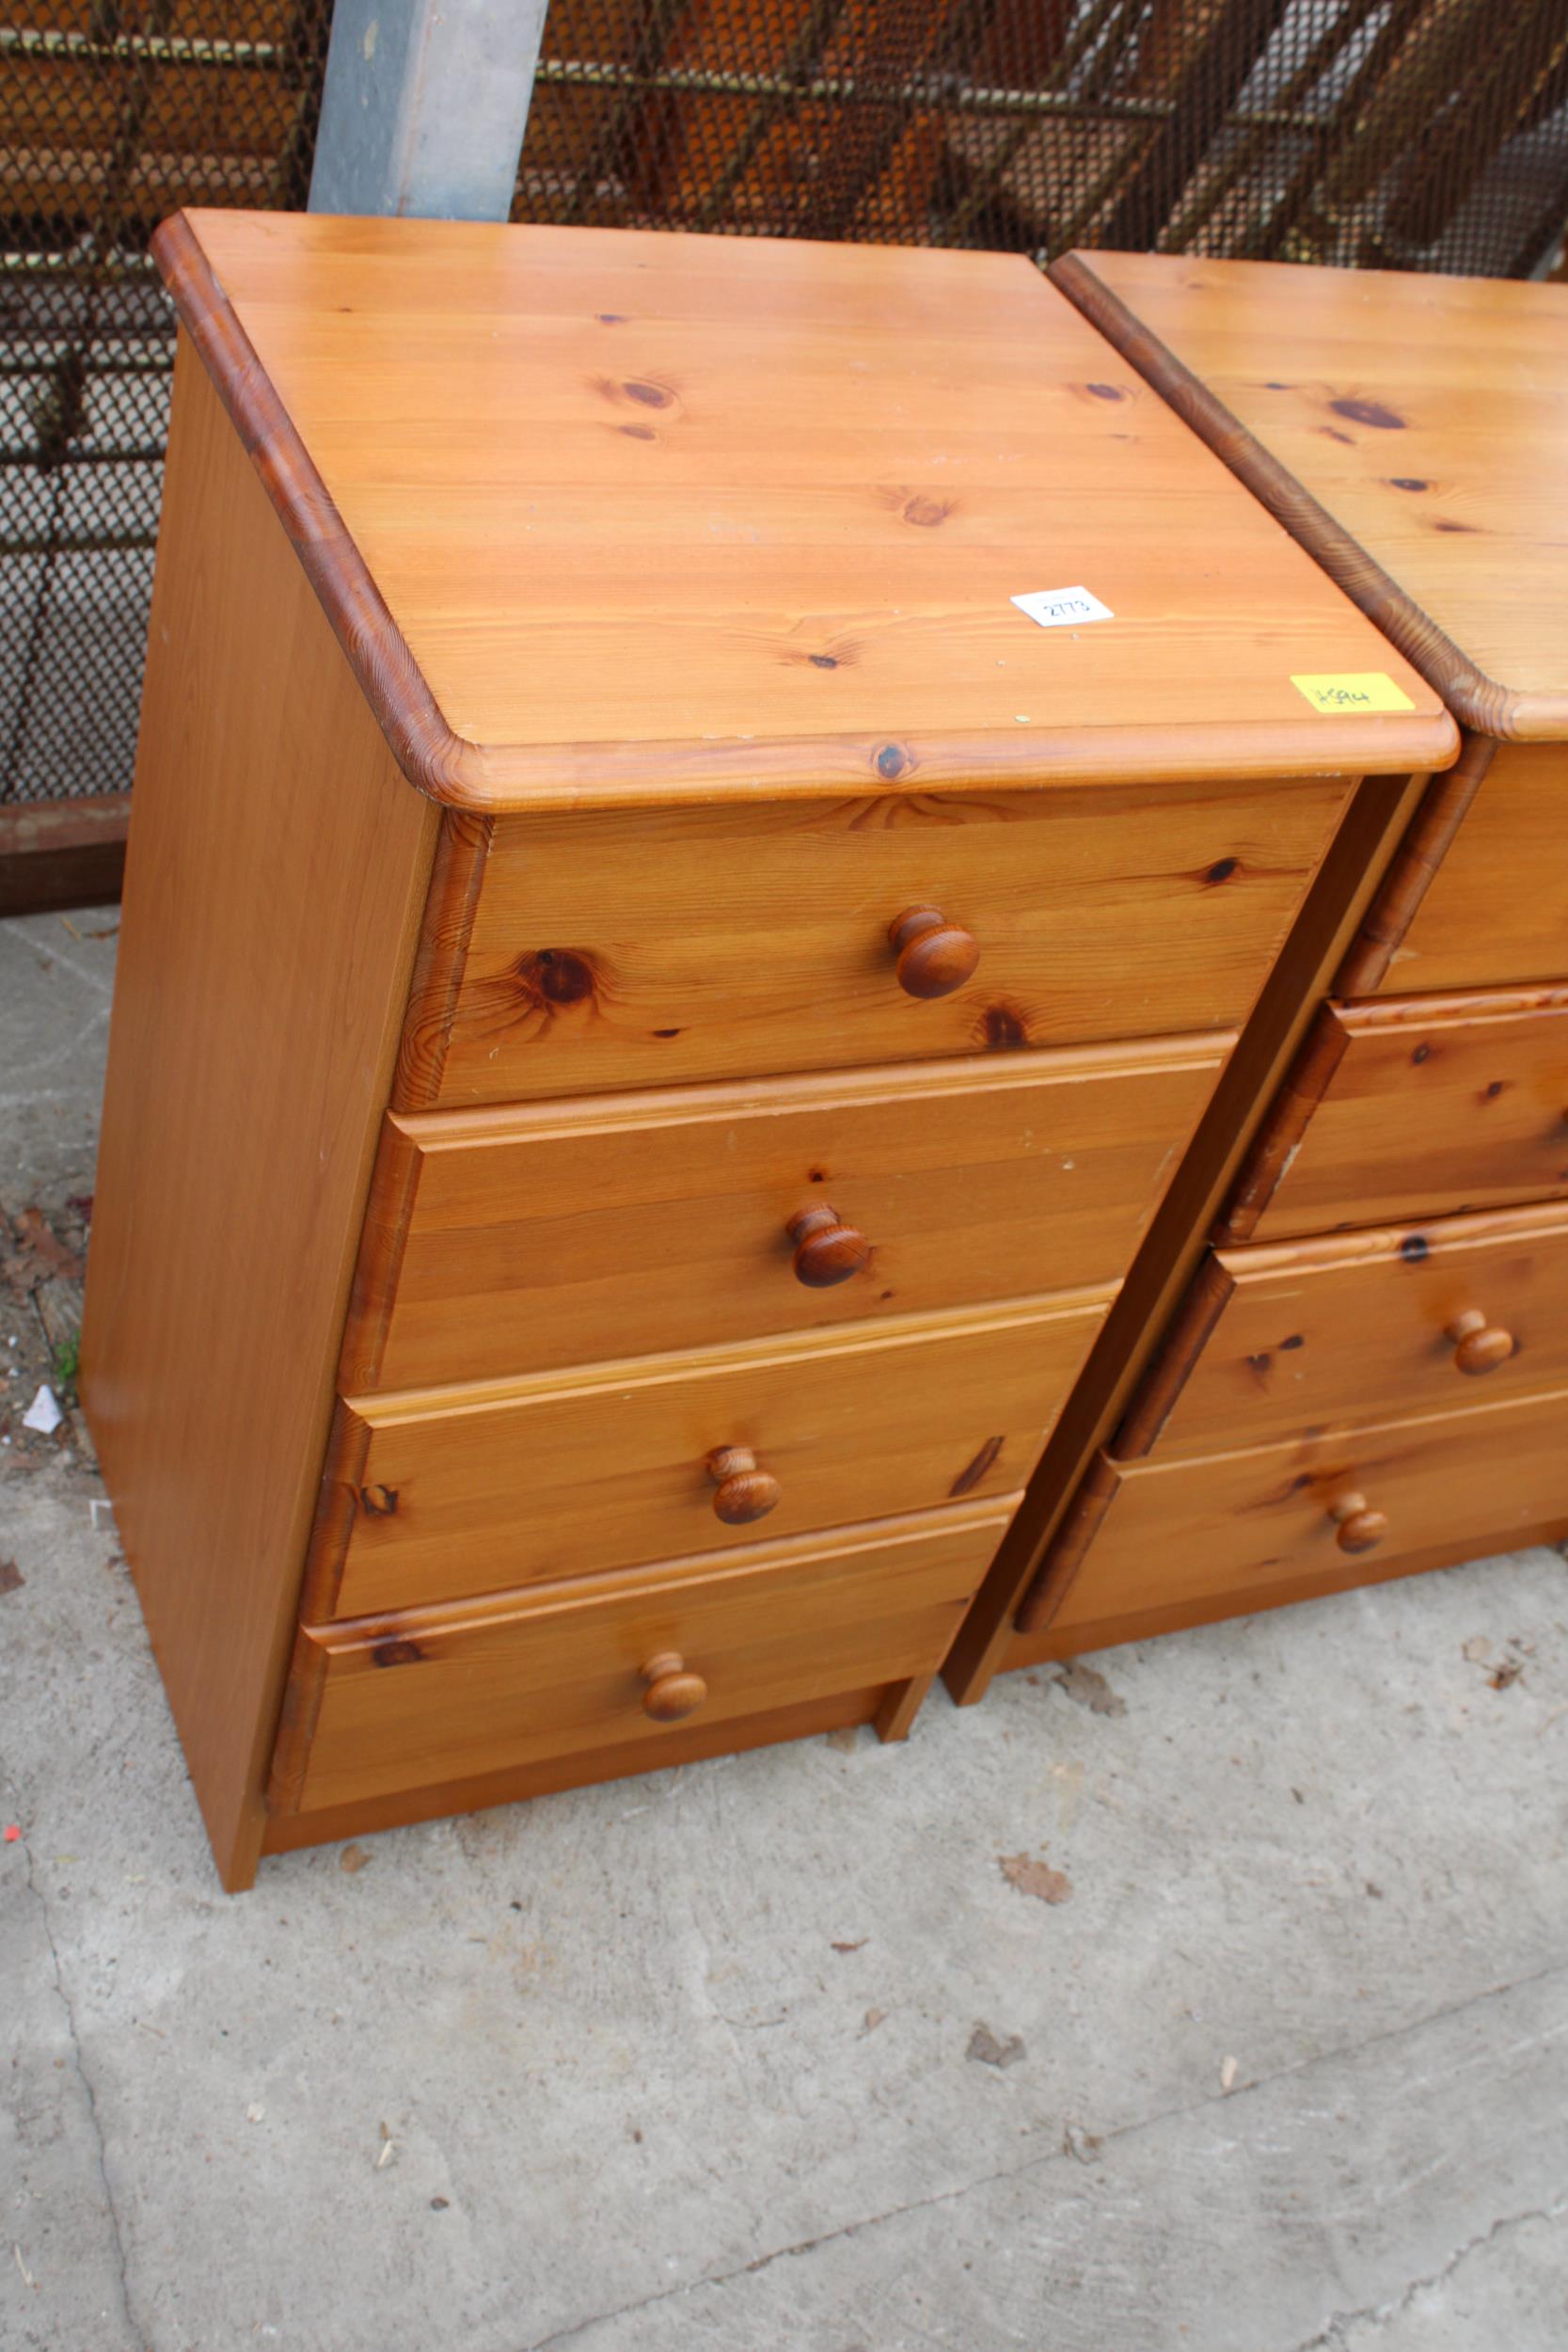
[1,0,330,805]
[3,2,1566,812]
[516,2,1568,270]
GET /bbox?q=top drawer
[1222,985,1568,1244]
[1374,744,1568,997]
[400,780,1350,1107]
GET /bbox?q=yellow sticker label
[1291,672,1416,715]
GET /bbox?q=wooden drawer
[308,1290,1107,1619]
[349,1037,1225,1391]
[1121,1203,1568,1463]
[402,781,1350,1107]
[1223,985,1568,1244]
[1047,1386,1568,1645]
[274,1502,1010,1816]
[1375,745,1568,996]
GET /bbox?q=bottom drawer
[1038,1386,1568,1648]
[272,1499,1012,1816]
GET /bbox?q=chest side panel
[77,339,437,1889]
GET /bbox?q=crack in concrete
[515,2159,1006,2352]
[4,1767,143,2352]
[1286,2190,1568,2349]
[1232,1951,1568,2110]
[512,1957,1568,2352]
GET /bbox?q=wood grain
[420,780,1351,1105]
[150,215,463,804]
[346,1038,1227,1391]
[1017,1526,1568,1663]
[306,1290,1108,1621]
[1117,1202,1568,1463]
[1223,985,1568,1244]
[390,810,492,1110]
[1334,740,1492,995]
[151,209,1453,812]
[262,1685,887,1854]
[273,1501,1010,1816]
[1216,999,1351,1245]
[1051,249,1568,741]
[1011,1454,1119,1633]
[1039,1386,1568,1638]
[1367,741,1568,995]
[942,771,1431,1699]
[77,337,437,1892]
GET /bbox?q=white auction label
[1010,586,1114,629]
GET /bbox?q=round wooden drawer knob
[786,1203,871,1288]
[1447,1310,1514,1376]
[1328,1492,1388,1555]
[888,905,980,1000]
[641,1651,707,1722]
[706,1445,781,1525]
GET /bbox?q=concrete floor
[3,901,1567,2352]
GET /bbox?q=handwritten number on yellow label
[1291,672,1416,715]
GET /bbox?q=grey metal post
[309,0,551,220]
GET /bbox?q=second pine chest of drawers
[1008,251,1568,1664]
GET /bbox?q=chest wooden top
[1053,251,1568,744]
[156,211,1450,811]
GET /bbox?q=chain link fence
[3,0,1566,822]
[2,0,330,813]
[515,1,1568,264]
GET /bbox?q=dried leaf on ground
[11,1209,84,1285]
[999,1851,1074,1905]
[339,1844,371,1873]
[1220,2055,1240,2093]
[863,2008,886,2033]
[831,1937,867,1953]
[967,2024,1025,2069]
[0,1560,22,1597]
[1054,1661,1127,1717]
[1461,1636,1493,1662]
[1490,1661,1525,1691]
[824,1724,859,1753]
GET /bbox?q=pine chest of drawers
[80,215,1449,1885]
[1005,251,1568,1664]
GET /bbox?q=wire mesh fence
[1,0,331,807]
[3,0,1567,814]
[515,0,1568,267]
